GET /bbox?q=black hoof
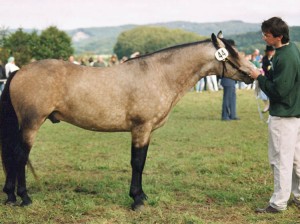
[4,194,17,206]
[20,196,32,207]
[4,199,17,206]
[131,193,148,211]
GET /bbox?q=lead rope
[221,60,228,78]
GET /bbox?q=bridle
[213,44,250,78]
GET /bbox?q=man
[0,60,6,93]
[221,76,239,121]
[221,39,239,121]
[68,55,80,65]
[259,45,275,113]
[5,57,19,78]
[93,55,106,67]
[250,17,300,213]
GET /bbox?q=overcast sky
[1,0,300,30]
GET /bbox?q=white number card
[215,48,229,61]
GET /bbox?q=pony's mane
[125,39,211,62]
[125,37,238,62]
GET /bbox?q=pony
[0,32,253,210]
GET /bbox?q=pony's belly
[68,119,131,132]
[52,111,131,132]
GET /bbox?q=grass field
[0,90,299,224]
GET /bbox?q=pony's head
[211,31,253,84]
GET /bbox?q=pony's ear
[211,33,219,48]
[217,31,223,38]
[211,32,226,49]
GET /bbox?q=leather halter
[221,57,250,78]
[212,42,250,78]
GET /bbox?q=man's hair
[261,17,290,44]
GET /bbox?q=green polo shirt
[257,42,300,117]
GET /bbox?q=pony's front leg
[2,142,31,206]
[129,143,149,210]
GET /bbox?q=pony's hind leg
[2,151,17,205]
[3,132,32,206]
[1,101,20,205]
[16,126,39,206]
[16,139,32,206]
[2,128,34,206]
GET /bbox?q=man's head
[261,17,289,45]
[8,57,15,63]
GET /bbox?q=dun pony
[0,32,253,210]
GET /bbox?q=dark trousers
[222,86,236,120]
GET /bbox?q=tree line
[113,26,207,59]
[0,26,74,67]
[1,25,299,68]
[0,25,208,67]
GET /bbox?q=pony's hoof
[4,199,17,206]
[20,196,32,207]
[131,200,145,211]
[131,193,148,211]
[4,194,17,206]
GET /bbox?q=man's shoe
[221,118,231,121]
[231,117,240,120]
[262,108,269,113]
[255,205,281,213]
[293,198,300,208]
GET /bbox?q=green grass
[1,90,300,223]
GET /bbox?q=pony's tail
[0,72,39,181]
[0,71,20,175]
[27,159,39,181]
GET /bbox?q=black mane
[125,37,239,62]
[125,39,211,62]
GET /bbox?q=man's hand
[249,68,262,80]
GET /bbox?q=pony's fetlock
[138,192,148,201]
[129,186,147,199]
[130,190,148,210]
[17,189,32,206]
[17,188,32,206]
[131,195,146,211]
[3,184,16,204]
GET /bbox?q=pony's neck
[155,43,216,99]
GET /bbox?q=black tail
[0,71,20,175]
[0,72,38,182]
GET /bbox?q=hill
[153,20,260,36]
[16,21,299,55]
[67,25,135,55]
[67,20,261,55]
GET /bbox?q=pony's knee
[130,144,149,172]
